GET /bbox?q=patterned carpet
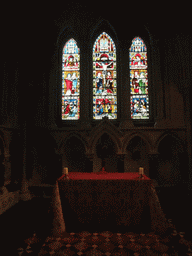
[17,219,192,256]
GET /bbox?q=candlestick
[63,167,68,175]
[139,167,144,175]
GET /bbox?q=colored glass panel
[62,39,80,120]
[93,32,117,119]
[130,37,149,119]
[131,95,149,119]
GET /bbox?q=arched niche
[63,135,92,173]
[95,133,118,172]
[125,136,149,176]
[156,134,185,186]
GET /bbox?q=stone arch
[155,132,185,154]
[122,132,152,155]
[155,133,186,186]
[61,132,88,154]
[90,19,118,50]
[123,134,151,176]
[95,132,117,157]
[61,133,91,173]
[89,128,122,155]
[94,132,119,173]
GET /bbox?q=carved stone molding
[117,154,126,160]
[88,117,122,155]
[154,118,186,129]
[79,120,92,130]
[148,149,159,155]
[0,186,8,195]
[119,119,134,129]
[20,179,32,201]
[122,131,153,155]
[86,153,94,161]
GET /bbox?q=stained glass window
[130,37,149,119]
[62,39,80,120]
[93,32,117,119]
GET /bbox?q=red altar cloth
[58,172,150,180]
[53,172,169,236]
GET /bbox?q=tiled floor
[0,185,192,255]
[16,222,192,255]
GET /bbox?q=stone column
[119,51,134,129]
[93,156,102,173]
[0,146,6,193]
[148,152,160,186]
[2,62,9,126]
[80,43,92,130]
[48,58,58,129]
[117,154,126,173]
[20,122,32,201]
[86,153,94,172]
[0,148,4,188]
[3,150,11,186]
[154,38,170,128]
[2,130,12,186]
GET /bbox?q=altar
[52,172,169,235]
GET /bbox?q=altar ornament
[62,167,69,179]
[139,167,144,175]
[139,167,144,180]
[63,167,68,175]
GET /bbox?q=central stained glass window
[93,32,117,119]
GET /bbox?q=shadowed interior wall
[125,137,149,176]
[156,136,184,186]
[0,138,4,187]
[64,136,92,172]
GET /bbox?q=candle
[63,167,68,175]
[139,167,144,175]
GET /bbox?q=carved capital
[117,154,126,160]
[154,118,185,129]
[80,120,92,130]
[4,153,10,159]
[86,153,94,161]
[0,186,8,195]
[148,149,159,155]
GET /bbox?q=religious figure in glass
[93,32,117,119]
[62,39,80,120]
[130,37,149,119]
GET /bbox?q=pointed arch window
[93,32,117,120]
[62,39,80,120]
[130,37,149,119]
